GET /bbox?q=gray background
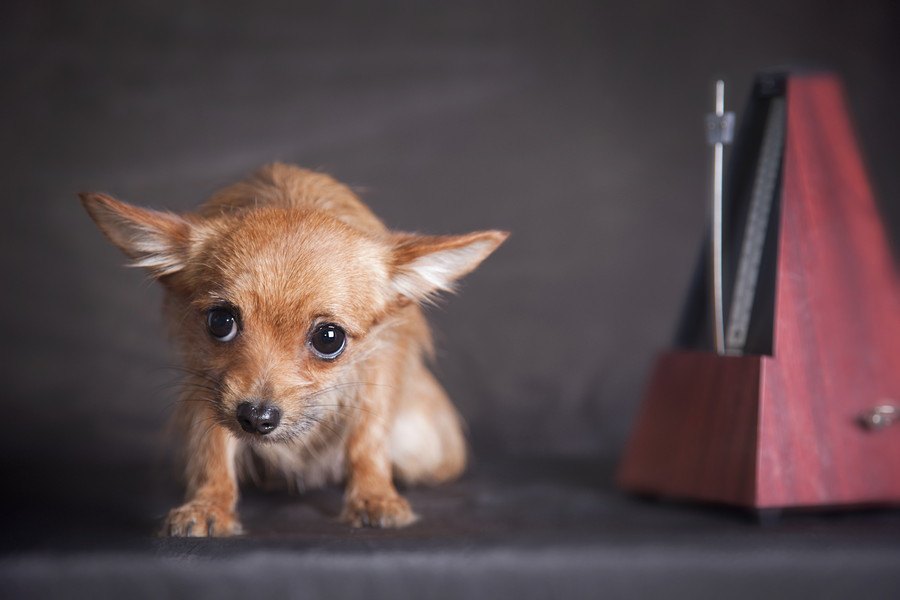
[2,0,899,473]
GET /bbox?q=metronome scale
[618,70,900,510]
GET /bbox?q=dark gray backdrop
[2,0,898,474]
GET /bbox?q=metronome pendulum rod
[706,80,735,354]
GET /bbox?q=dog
[80,163,507,536]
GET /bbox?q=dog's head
[80,190,506,444]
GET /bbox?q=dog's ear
[79,192,193,277]
[390,230,508,303]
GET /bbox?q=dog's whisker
[299,381,397,402]
[194,419,222,443]
[306,403,381,416]
[158,367,224,389]
[302,413,346,442]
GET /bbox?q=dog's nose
[236,401,281,435]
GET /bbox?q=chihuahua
[81,163,507,536]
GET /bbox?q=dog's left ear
[79,192,193,278]
[390,230,509,303]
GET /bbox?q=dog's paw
[341,492,418,528]
[162,500,242,537]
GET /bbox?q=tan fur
[80,163,507,536]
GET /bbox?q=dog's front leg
[163,415,241,537]
[341,385,417,528]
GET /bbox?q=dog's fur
[81,163,507,536]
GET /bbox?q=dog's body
[81,164,506,536]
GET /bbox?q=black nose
[236,401,281,435]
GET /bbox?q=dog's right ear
[79,192,192,277]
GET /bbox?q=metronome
[618,70,900,510]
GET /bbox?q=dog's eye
[207,308,238,342]
[309,323,346,360]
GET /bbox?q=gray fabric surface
[3,1,900,598]
[5,458,900,599]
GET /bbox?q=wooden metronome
[617,70,900,510]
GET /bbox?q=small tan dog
[81,164,507,536]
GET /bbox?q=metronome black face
[723,95,785,355]
[675,73,786,357]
